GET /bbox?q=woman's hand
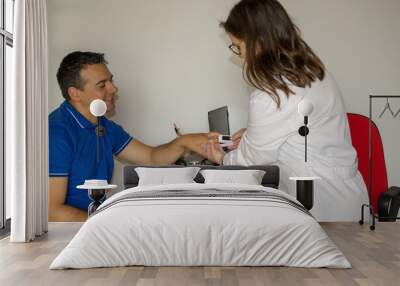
[229,128,246,150]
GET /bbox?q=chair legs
[359,204,376,231]
[371,211,376,230]
[359,204,366,225]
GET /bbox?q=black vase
[296,180,314,210]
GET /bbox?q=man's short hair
[56,51,108,100]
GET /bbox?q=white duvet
[50,183,350,269]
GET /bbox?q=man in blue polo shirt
[49,51,210,221]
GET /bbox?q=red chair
[347,113,393,229]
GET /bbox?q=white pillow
[135,167,201,186]
[200,169,266,185]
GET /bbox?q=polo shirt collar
[61,100,98,129]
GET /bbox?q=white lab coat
[223,72,369,221]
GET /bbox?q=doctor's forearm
[223,144,262,166]
[150,138,185,165]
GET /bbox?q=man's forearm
[49,204,88,222]
[150,138,185,165]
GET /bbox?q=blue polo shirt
[49,100,133,210]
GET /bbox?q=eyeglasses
[229,44,241,56]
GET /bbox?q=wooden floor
[0,222,399,286]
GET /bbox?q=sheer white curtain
[6,0,48,242]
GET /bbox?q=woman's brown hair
[220,0,325,108]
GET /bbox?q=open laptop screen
[208,106,230,135]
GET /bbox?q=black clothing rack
[359,95,400,230]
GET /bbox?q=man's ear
[68,86,81,102]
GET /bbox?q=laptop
[208,106,230,135]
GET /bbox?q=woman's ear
[68,86,81,102]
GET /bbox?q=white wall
[48,0,400,188]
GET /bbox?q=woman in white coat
[207,0,368,221]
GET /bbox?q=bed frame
[123,165,280,189]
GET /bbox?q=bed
[50,165,350,269]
